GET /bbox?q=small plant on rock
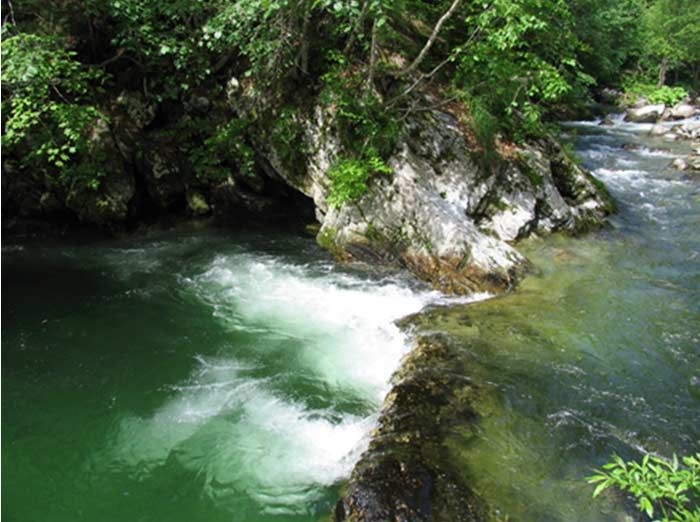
[588,453,700,522]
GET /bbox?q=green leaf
[592,481,610,498]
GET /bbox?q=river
[2,118,699,521]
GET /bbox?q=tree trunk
[657,56,668,88]
[299,11,310,75]
[367,18,378,91]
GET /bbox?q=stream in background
[427,116,700,521]
[2,117,699,521]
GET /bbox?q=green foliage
[189,118,255,182]
[453,0,581,140]
[269,107,308,179]
[588,453,700,522]
[202,0,315,87]
[622,80,688,106]
[5,0,696,220]
[105,0,217,99]
[327,150,392,208]
[570,0,644,87]
[1,31,106,183]
[642,0,700,88]
[321,51,401,158]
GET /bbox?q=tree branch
[367,17,378,91]
[397,0,462,77]
[343,0,370,54]
[387,19,486,108]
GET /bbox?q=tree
[1,31,105,180]
[643,0,700,88]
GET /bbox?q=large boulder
[625,104,666,123]
[140,148,187,210]
[670,103,697,120]
[270,107,613,294]
[677,119,700,140]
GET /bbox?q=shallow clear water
[3,117,700,521]
[423,117,700,521]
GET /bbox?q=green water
[3,118,700,521]
[415,119,700,521]
[2,229,450,521]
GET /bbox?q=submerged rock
[650,124,668,136]
[335,335,485,522]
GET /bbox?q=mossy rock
[335,335,486,522]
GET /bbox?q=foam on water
[104,250,490,515]
[189,254,440,397]
[634,146,679,158]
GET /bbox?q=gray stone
[678,120,700,140]
[269,106,613,294]
[672,158,688,171]
[631,97,649,109]
[626,104,666,123]
[650,124,668,136]
[65,117,135,226]
[116,91,156,129]
[671,103,696,119]
[142,150,186,209]
[39,191,63,214]
[185,96,211,114]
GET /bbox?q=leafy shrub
[1,32,105,176]
[622,80,688,106]
[588,453,700,522]
[647,86,688,106]
[189,118,255,182]
[327,151,392,208]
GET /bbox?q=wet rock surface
[335,334,485,522]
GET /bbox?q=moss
[335,335,487,522]
[186,191,211,216]
[363,222,383,243]
[516,152,545,189]
[585,171,617,214]
[316,226,337,249]
[525,166,545,189]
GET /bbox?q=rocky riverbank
[2,81,615,294]
[614,95,700,172]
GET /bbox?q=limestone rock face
[65,118,136,227]
[141,148,187,210]
[275,109,613,294]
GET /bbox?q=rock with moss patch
[335,335,485,522]
[277,108,613,294]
